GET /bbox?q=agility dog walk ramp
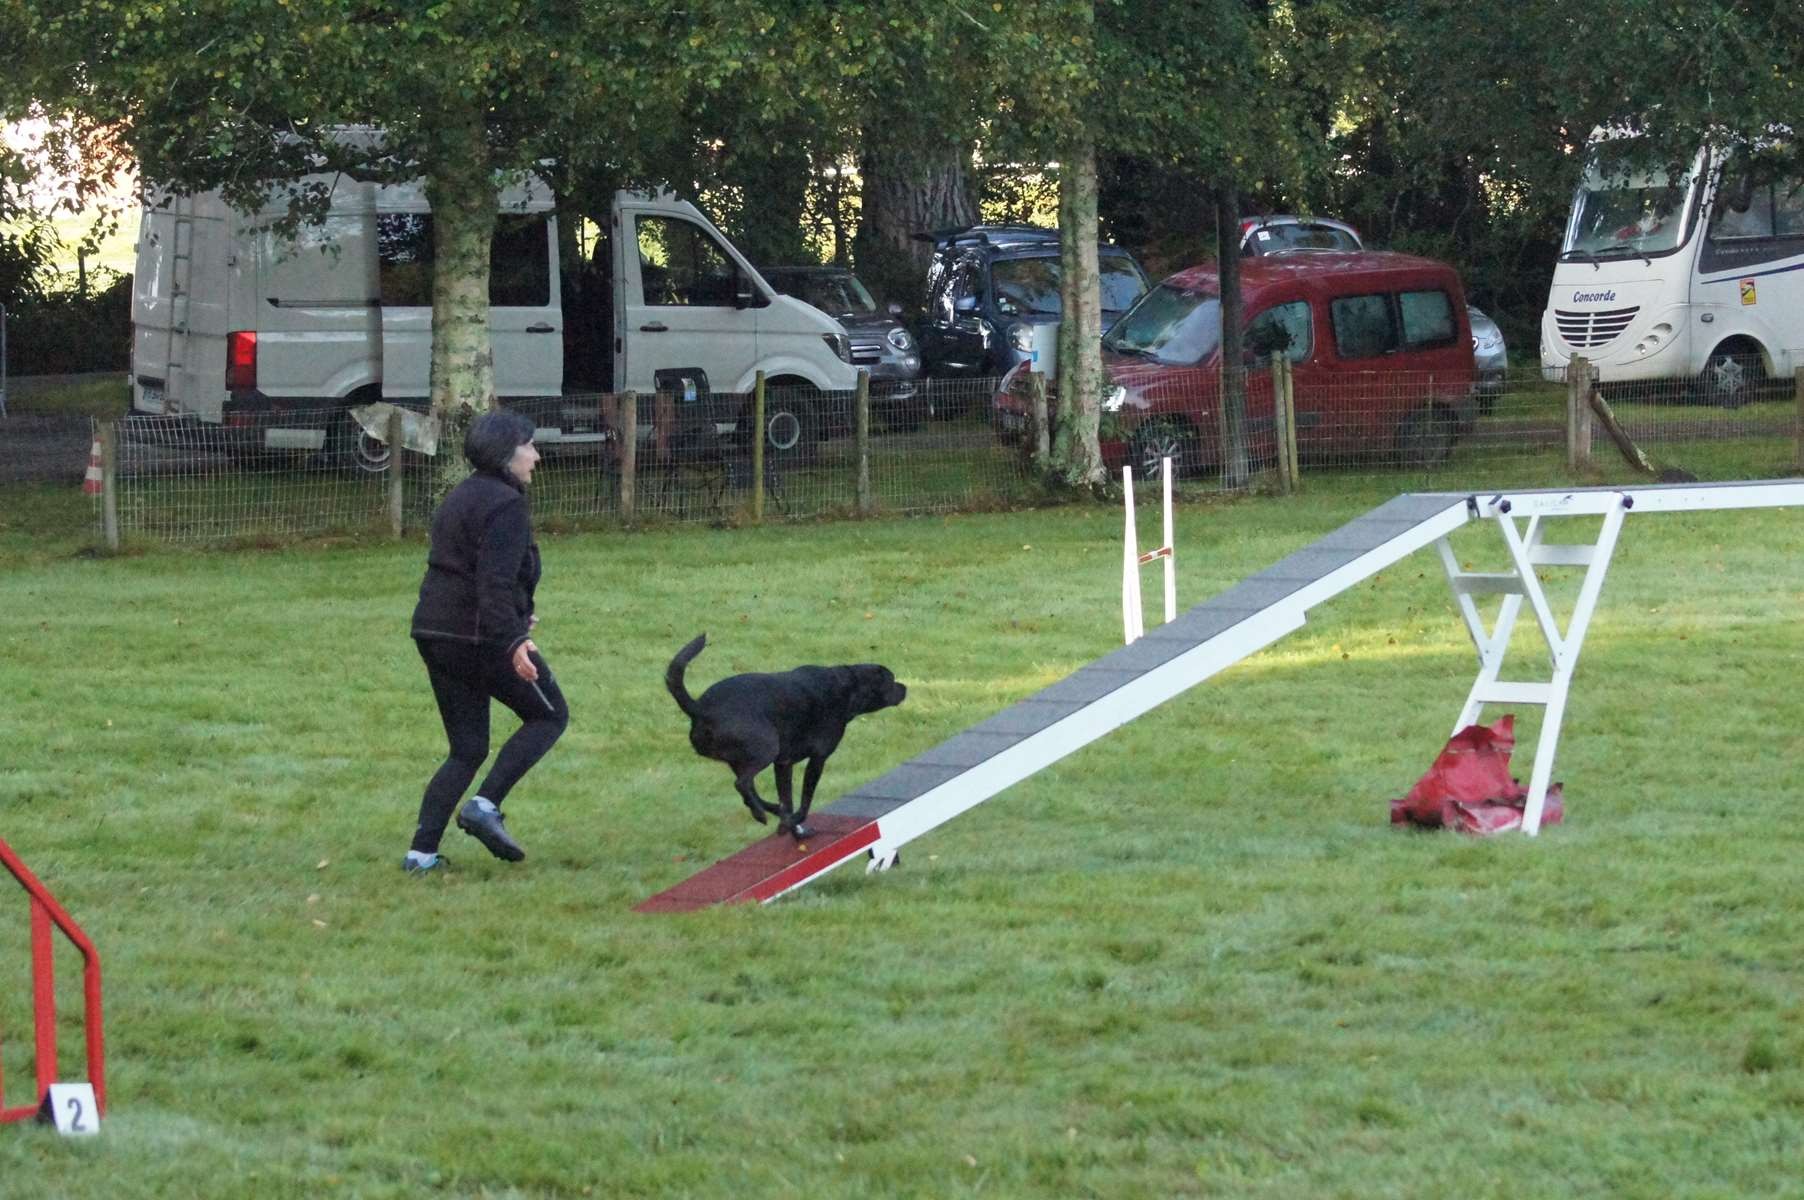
[638,481,1804,913]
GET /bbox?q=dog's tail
[665,634,708,718]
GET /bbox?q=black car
[761,265,926,429]
[914,225,1150,382]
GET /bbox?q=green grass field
[2,456,1803,1195]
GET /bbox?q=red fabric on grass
[1390,715,1564,835]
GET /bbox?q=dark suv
[915,225,1149,381]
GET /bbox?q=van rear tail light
[226,330,257,391]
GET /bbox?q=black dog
[665,634,907,840]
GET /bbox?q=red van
[996,250,1477,474]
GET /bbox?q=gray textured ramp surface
[820,491,1472,824]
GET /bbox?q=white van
[131,177,859,467]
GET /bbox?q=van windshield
[1562,145,1704,259]
[1103,284,1221,365]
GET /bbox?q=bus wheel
[332,409,393,474]
[1395,404,1458,468]
[1695,344,1761,409]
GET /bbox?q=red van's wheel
[1395,404,1457,468]
[1131,418,1200,478]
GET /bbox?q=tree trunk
[854,133,978,308]
[1214,188,1251,489]
[1049,140,1105,487]
[422,103,498,499]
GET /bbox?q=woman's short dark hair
[463,409,537,472]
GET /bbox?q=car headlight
[1007,322,1034,353]
[822,332,852,363]
[886,327,914,352]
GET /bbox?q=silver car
[762,265,925,429]
[1468,304,1509,409]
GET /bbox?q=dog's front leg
[773,761,798,834]
[733,767,775,824]
[788,757,826,840]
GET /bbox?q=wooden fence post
[1566,355,1593,471]
[619,391,637,524]
[1283,357,1299,488]
[387,407,405,537]
[1269,351,1293,495]
[1030,370,1050,470]
[854,370,873,516]
[752,371,766,524]
[100,420,119,552]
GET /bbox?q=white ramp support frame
[753,481,1804,902]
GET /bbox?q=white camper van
[131,177,860,467]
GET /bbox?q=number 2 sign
[40,1082,100,1136]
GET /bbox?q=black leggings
[411,637,570,854]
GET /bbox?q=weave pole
[1121,457,1176,644]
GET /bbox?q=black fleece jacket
[410,468,540,658]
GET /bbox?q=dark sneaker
[402,853,450,874]
[455,801,525,862]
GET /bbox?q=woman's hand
[513,639,540,682]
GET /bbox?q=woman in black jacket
[403,409,569,873]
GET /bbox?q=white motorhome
[1540,128,1803,405]
[132,177,859,467]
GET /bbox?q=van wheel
[1695,343,1762,409]
[332,409,392,474]
[1395,404,1457,467]
[763,389,819,464]
[1130,418,1199,478]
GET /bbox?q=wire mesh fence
[0,413,94,484]
[74,364,1804,547]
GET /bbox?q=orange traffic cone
[82,437,105,495]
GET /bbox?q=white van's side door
[615,198,762,397]
[486,213,563,398]
[374,198,562,399]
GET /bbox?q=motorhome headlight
[886,326,914,352]
[1102,385,1128,413]
[1007,322,1033,353]
[822,332,852,363]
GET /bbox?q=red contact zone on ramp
[636,813,880,913]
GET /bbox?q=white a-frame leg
[1435,495,1630,835]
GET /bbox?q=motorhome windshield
[1562,146,1705,259]
[1102,284,1221,365]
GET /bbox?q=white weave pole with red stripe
[1121,457,1176,644]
